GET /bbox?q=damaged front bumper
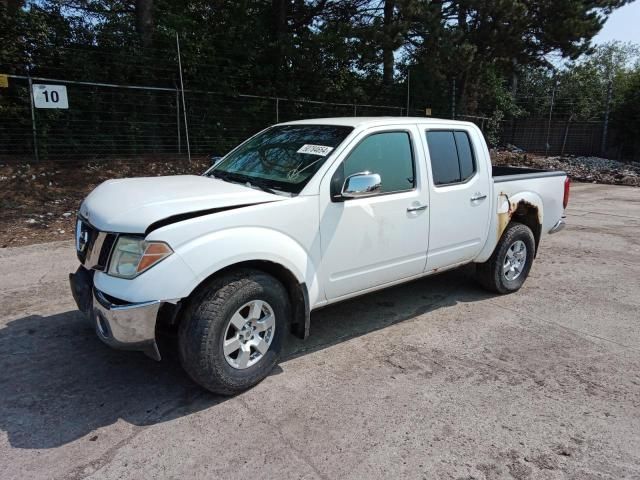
[69,266,162,360]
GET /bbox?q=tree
[135,0,153,48]
[382,0,395,85]
[516,42,640,121]
[612,70,640,158]
[406,0,630,115]
[2,0,636,160]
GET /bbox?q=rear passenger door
[421,127,491,271]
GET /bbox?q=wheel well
[510,201,542,255]
[159,260,310,339]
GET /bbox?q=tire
[178,268,289,395]
[476,222,536,294]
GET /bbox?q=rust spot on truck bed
[497,193,513,238]
[497,195,541,239]
[498,211,511,238]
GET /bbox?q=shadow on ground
[0,266,491,449]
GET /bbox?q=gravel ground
[1,183,639,480]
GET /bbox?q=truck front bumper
[69,266,162,360]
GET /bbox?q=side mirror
[341,172,382,198]
[210,155,224,167]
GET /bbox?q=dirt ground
[1,183,639,479]
[0,157,209,248]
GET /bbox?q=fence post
[27,76,39,163]
[561,114,573,156]
[601,76,613,156]
[545,78,557,156]
[451,78,456,119]
[406,68,410,116]
[353,104,357,116]
[176,87,182,154]
[176,32,191,162]
[276,97,280,123]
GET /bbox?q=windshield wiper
[243,178,278,195]
[211,171,279,195]
[210,170,235,183]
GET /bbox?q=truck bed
[492,165,566,183]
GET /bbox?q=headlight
[108,236,173,278]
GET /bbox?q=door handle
[470,194,487,202]
[407,204,428,212]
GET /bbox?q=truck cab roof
[278,116,478,129]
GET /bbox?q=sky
[593,1,640,44]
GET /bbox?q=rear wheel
[178,269,289,395]
[476,222,536,294]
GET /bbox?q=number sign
[32,84,69,109]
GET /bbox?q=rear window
[426,130,476,185]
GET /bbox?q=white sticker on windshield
[297,144,334,156]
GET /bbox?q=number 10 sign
[32,84,69,109]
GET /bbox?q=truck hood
[79,175,282,233]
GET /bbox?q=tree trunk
[135,0,154,48]
[382,0,395,85]
[271,0,288,90]
[457,4,467,33]
[510,58,518,97]
[1,0,23,14]
[456,72,468,115]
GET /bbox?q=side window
[455,131,475,180]
[426,130,476,185]
[340,131,415,195]
[425,131,459,185]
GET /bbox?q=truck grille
[76,218,117,270]
[98,233,117,268]
[76,218,97,264]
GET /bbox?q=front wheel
[475,222,536,294]
[178,269,289,395]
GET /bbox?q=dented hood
[79,175,281,233]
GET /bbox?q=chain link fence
[0,73,629,164]
[0,75,406,164]
[500,118,606,157]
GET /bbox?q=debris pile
[493,150,640,187]
[0,157,209,248]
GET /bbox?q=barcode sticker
[297,144,334,156]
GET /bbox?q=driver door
[318,126,430,301]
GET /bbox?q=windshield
[207,124,353,194]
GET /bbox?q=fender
[95,226,318,338]
[94,228,319,304]
[475,190,544,263]
[175,226,321,306]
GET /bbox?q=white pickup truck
[69,117,570,394]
